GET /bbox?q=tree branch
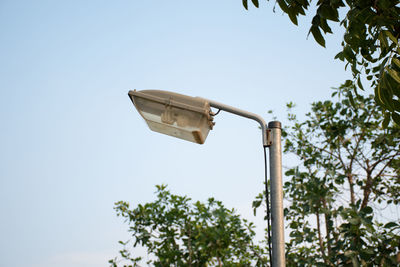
[316,209,326,261]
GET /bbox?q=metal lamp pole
[268,121,285,267]
[206,99,285,267]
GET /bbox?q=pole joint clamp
[266,129,273,147]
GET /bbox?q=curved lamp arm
[205,99,269,147]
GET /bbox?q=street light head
[128,90,214,144]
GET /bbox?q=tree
[243,0,400,125]
[110,184,268,267]
[273,84,400,266]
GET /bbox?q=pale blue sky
[0,1,350,266]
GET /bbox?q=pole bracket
[266,129,273,147]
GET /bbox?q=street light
[129,90,214,144]
[128,89,285,267]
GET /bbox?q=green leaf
[384,222,398,228]
[343,46,355,61]
[285,169,295,176]
[357,76,364,90]
[310,26,325,47]
[387,68,400,83]
[382,112,390,128]
[349,218,360,225]
[242,0,248,10]
[391,100,400,113]
[383,30,398,45]
[377,83,394,111]
[319,18,332,34]
[334,51,344,61]
[392,112,400,126]
[277,0,289,13]
[348,92,356,107]
[361,206,373,214]
[387,73,400,98]
[351,255,360,267]
[344,79,353,87]
[379,31,389,50]
[251,0,259,8]
[392,58,400,69]
[288,10,298,25]
[318,4,339,21]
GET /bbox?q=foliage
[242,0,400,125]
[109,184,268,267]
[259,84,400,266]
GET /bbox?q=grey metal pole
[207,101,285,266]
[268,121,285,267]
[203,99,286,267]
[207,100,286,266]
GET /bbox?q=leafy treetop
[110,185,269,267]
[254,84,400,266]
[243,0,400,125]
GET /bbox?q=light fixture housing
[128,90,214,144]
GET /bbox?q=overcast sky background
[0,1,351,266]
